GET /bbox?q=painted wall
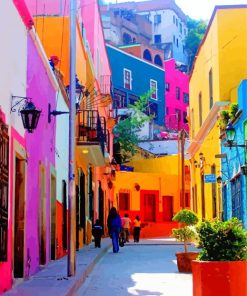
[0,0,28,293]
[221,80,247,228]
[25,33,57,275]
[107,44,165,126]
[189,6,247,221]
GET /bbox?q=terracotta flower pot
[192,261,247,296]
[176,252,199,273]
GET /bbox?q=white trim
[107,44,165,72]
[188,101,230,157]
[123,68,132,90]
[150,79,158,100]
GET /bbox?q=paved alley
[75,241,193,296]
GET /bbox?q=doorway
[39,164,46,265]
[144,194,156,222]
[98,181,104,234]
[162,196,173,221]
[50,173,56,260]
[14,157,25,278]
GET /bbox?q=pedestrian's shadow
[134,290,162,296]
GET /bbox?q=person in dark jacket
[107,207,122,253]
[92,219,103,248]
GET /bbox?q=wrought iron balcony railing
[77,110,106,155]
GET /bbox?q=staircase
[139,222,178,238]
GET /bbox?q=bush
[172,209,199,225]
[197,218,247,261]
[172,209,199,252]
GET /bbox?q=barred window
[231,177,241,220]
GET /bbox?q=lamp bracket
[224,141,247,148]
[11,96,32,113]
[48,103,69,123]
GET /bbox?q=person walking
[107,207,122,253]
[121,213,131,243]
[92,219,103,248]
[133,215,141,243]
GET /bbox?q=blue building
[106,44,165,126]
[221,80,247,228]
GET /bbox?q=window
[173,35,175,43]
[119,193,130,211]
[184,28,187,35]
[173,15,175,24]
[166,107,169,115]
[154,55,162,67]
[176,18,178,27]
[183,111,187,123]
[209,68,213,109]
[199,92,202,127]
[154,14,161,24]
[149,102,158,118]
[179,23,182,33]
[128,94,139,105]
[231,177,241,220]
[154,34,161,44]
[165,82,170,91]
[176,38,179,48]
[123,32,132,44]
[175,109,181,122]
[124,69,132,90]
[183,92,189,104]
[176,87,180,100]
[113,89,127,108]
[150,79,158,99]
[143,49,152,62]
[0,122,8,262]
[211,165,217,218]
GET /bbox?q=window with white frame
[124,69,132,90]
[150,79,157,99]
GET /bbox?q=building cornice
[188,101,230,157]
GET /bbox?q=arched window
[154,55,163,67]
[143,49,152,61]
[123,32,132,45]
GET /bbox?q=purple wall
[25,35,56,276]
[165,59,189,132]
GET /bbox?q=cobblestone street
[75,241,193,296]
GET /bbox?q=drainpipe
[68,0,76,277]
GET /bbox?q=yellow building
[188,5,247,220]
[112,155,191,237]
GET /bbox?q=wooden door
[14,157,25,278]
[163,196,173,221]
[39,164,46,265]
[50,174,56,260]
[144,194,156,222]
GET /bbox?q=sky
[105,0,247,21]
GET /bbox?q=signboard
[204,174,216,183]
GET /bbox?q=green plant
[196,218,247,261]
[172,209,199,252]
[229,103,238,120]
[218,110,230,130]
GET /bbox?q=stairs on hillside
[139,222,178,238]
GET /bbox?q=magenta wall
[165,59,189,131]
[24,35,56,277]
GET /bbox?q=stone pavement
[4,238,112,296]
[3,237,187,296]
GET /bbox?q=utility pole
[180,129,186,209]
[68,0,76,277]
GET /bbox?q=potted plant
[192,218,247,296]
[172,209,199,272]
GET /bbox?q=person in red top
[133,215,141,243]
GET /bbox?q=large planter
[176,252,199,273]
[192,261,247,296]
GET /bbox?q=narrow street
[75,241,193,296]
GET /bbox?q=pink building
[164,59,189,132]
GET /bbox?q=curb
[65,242,111,296]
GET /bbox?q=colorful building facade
[221,80,247,228]
[188,5,247,221]
[106,43,165,127]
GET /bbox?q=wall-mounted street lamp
[66,75,90,111]
[224,122,247,148]
[48,103,69,123]
[11,96,41,133]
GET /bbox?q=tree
[185,17,207,72]
[113,91,153,163]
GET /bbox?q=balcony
[76,110,107,167]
